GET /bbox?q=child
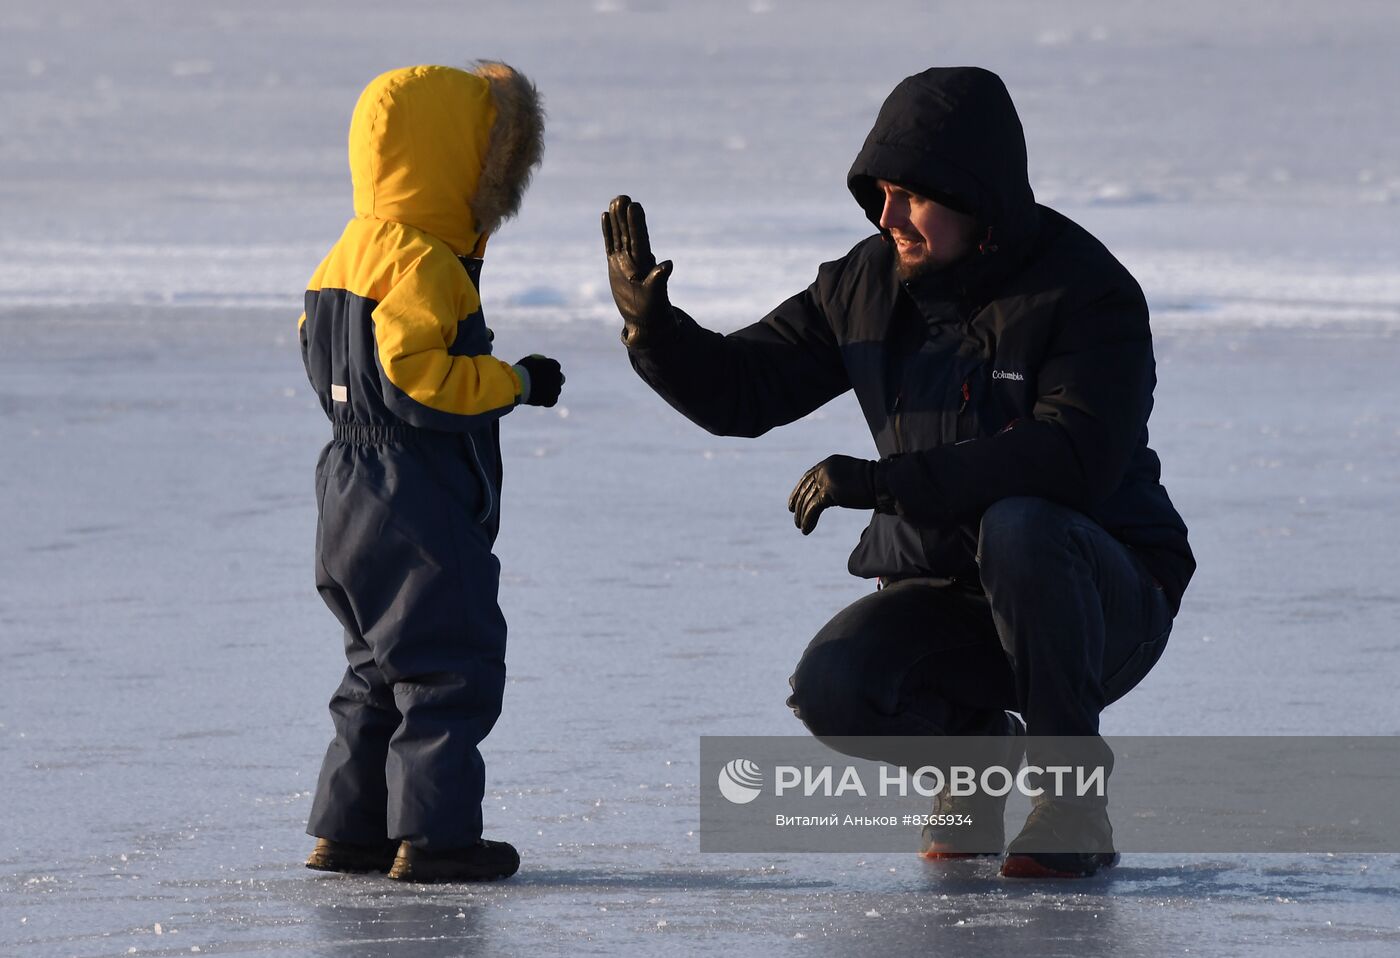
[298,62,559,882]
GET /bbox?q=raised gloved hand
[512,354,564,408]
[788,454,887,535]
[602,194,677,348]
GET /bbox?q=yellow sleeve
[371,250,522,426]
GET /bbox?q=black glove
[788,454,889,535]
[513,354,564,407]
[602,194,677,348]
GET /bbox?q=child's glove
[512,355,564,407]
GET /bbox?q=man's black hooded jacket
[627,67,1195,612]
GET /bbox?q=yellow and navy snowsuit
[300,67,525,849]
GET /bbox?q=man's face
[876,179,980,279]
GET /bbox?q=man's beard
[894,253,928,281]
[894,243,976,283]
[895,248,942,282]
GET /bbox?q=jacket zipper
[954,375,981,442]
[892,390,906,453]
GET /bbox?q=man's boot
[1000,798,1118,878]
[305,838,399,874]
[920,712,1025,859]
[387,838,520,882]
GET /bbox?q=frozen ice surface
[6,314,1400,956]
[3,1,1399,955]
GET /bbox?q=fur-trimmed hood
[347,63,544,256]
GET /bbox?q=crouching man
[603,66,1193,878]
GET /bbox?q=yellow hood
[348,65,495,256]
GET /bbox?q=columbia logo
[992,369,1025,382]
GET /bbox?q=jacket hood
[848,67,1038,287]
[348,63,543,256]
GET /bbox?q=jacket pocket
[463,431,496,524]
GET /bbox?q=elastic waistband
[332,422,436,445]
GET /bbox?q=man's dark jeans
[787,497,1175,773]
